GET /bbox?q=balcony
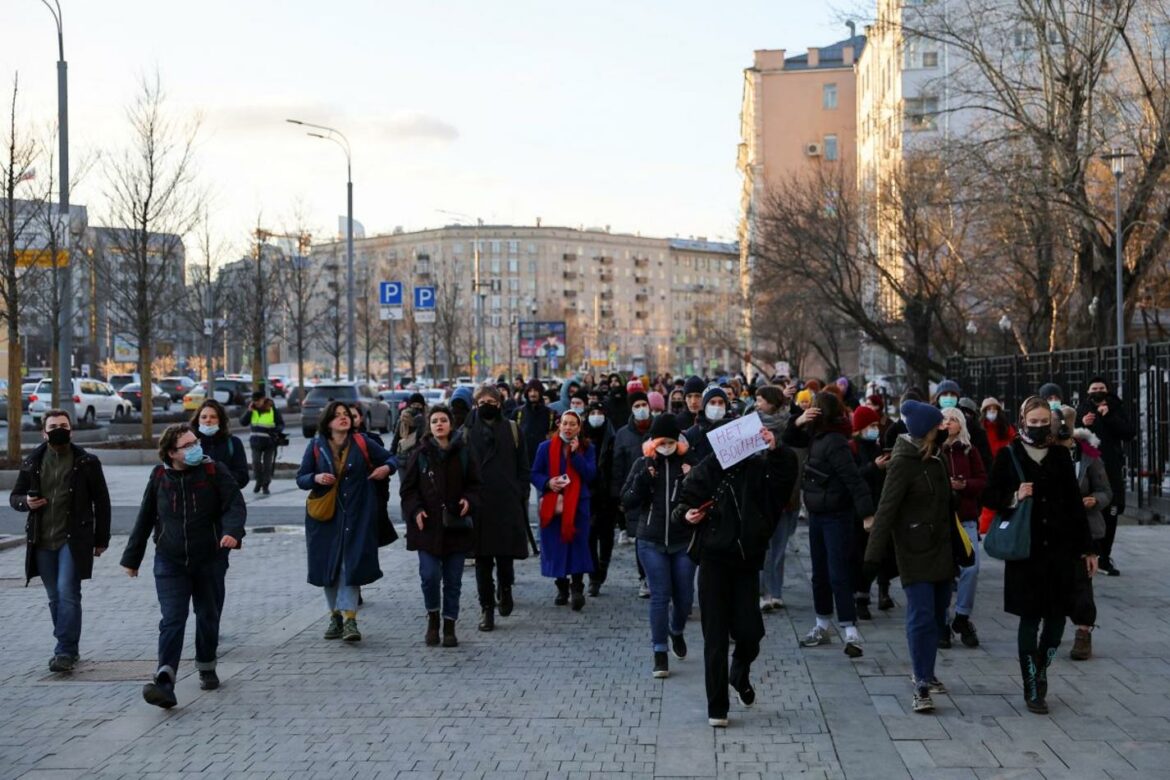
[599,290,614,300]
[635,310,648,319]
[563,289,577,298]
[595,255,614,265]
[562,253,578,262]
[633,255,650,268]
[635,292,648,302]
[564,303,578,314]
[600,307,614,319]
[414,264,432,277]
[634,274,649,285]
[599,271,614,283]
[562,270,578,280]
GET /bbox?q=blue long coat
[531,438,597,578]
[296,434,395,587]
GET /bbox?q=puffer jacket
[621,439,696,552]
[786,420,874,519]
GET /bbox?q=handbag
[306,442,347,522]
[952,514,975,568]
[982,447,1032,561]
[441,505,473,531]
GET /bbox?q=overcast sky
[5,1,854,257]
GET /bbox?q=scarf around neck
[539,435,583,543]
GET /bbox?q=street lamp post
[998,314,1012,355]
[286,119,355,380]
[1103,148,1133,397]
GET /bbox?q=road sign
[414,285,436,310]
[379,281,403,306]
[380,307,404,321]
[415,311,436,323]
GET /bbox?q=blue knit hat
[900,400,943,439]
[935,379,961,397]
[702,386,729,407]
[451,385,474,409]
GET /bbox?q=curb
[0,535,24,552]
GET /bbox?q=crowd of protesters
[8,368,1135,724]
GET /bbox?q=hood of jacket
[890,433,926,460]
[558,374,584,406]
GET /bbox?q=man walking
[11,409,112,673]
[240,391,284,494]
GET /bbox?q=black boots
[479,606,495,632]
[497,585,514,617]
[425,611,440,646]
[1020,653,1047,714]
[1036,646,1058,701]
[554,578,570,606]
[855,597,872,621]
[570,580,586,611]
[878,583,895,611]
[442,618,458,648]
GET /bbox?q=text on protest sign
[707,412,767,469]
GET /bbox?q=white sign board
[415,310,436,323]
[380,306,404,321]
[707,411,767,470]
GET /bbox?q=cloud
[379,111,459,143]
[204,104,458,145]
[207,102,342,133]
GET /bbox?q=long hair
[940,407,971,449]
[317,401,353,438]
[811,391,846,434]
[191,399,230,442]
[915,427,941,461]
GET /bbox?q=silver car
[300,383,391,438]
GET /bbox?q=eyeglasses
[174,438,198,451]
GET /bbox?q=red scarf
[539,435,582,543]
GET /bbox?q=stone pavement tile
[909,770,978,780]
[973,770,1045,779]
[1106,715,1170,741]
[922,738,1001,768]
[982,739,1065,770]
[938,715,1011,743]
[993,717,1068,741]
[1038,738,1131,775]
[882,715,949,740]
[1109,740,1170,772]
[1046,714,1129,742]
[894,740,936,769]
[949,696,1019,719]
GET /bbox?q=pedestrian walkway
[1,521,1167,779]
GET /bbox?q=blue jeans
[808,511,857,625]
[154,550,229,674]
[419,551,465,621]
[324,555,358,613]
[759,508,798,599]
[904,580,950,685]
[637,540,697,652]
[953,519,980,618]
[36,544,82,657]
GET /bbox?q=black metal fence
[945,343,1169,510]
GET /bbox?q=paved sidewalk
[0,521,1168,779]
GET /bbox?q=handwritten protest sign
[707,412,767,470]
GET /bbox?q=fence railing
[945,343,1168,509]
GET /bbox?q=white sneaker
[618,530,630,545]
[801,626,831,647]
[759,597,774,613]
[770,598,785,610]
[638,578,651,598]
[708,717,728,727]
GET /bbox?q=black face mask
[670,402,685,413]
[1089,392,1108,404]
[478,404,500,420]
[1023,425,1051,447]
[47,428,71,446]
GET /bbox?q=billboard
[519,321,566,359]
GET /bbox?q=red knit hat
[852,405,880,433]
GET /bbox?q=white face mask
[632,406,650,421]
[985,410,998,422]
[588,414,605,428]
[656,443,677,456]
[705,404,726,422]
[571,405,585,414]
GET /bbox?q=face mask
[1048,401,1062,412]
[182,443,204,466]
[670,402,684,413]
[1089,392,1107,404]
[705,404,726,422]
[478,404,500,421]
[47,428,71,446]
[656,443,678,456]
[862,428,880,441]
[198,424,219,436]
[559,432,575,444]
[571,405,585,414]
[632,406,650,421]
[984,410,998,422]
[1022,425,1051,447]
[588,414,605,428]
[939,396,958,409]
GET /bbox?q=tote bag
[982,447,1032,561]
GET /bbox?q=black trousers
[1070,556,1097,626]
[251,443,276,488]
[699,555,765,719]
[589,496,617,583]
[475,556,515,608]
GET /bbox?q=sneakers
[912,676,947,695]
[143,671,177,709]
[912,687,935,713]
[855,598,873,621]
[760,597,775,613]
[844,633,864,658]
[1070,628,1092,661]
[730,669,755,707]
[618,530,630,545]
[497,585,514,617]
[769,597,785,610]
[708,716,729,727]
[638,578,651,599]
[670,633,688,660]
[801,626,831,647]
[653,651,670,679]
[1101,557,1121,576]
[199,670,219,690]
[324,612,344,640]
[952,616,980,648]
[48,654,77,673]
[342,617,362,642]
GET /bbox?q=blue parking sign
[379,281,403,306]
[414,285,436,310]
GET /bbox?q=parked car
[108,373,141,392]
[158,376,196,402]
[20,381,38,411]
[118,382,172,413]
[183,382,208,411]
[267,376,289,398]
[210,378,253,406]
[422,389,446,407]
[29,378,133,426]
[301,383,390,438]
[378,390,413,432]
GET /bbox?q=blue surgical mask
[198,424,219,437]
[1048,400,1062,412]
[182,443,204,466]
[862,428,880,441]
[632,406,650,421]
[939,396,958,409]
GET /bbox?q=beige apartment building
[307,225,738,379]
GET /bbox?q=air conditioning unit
[805,142,823,157]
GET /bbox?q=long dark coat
[982,440,1094,618]
[296,433,395,587]
[463,417,529,559]
[531,437,597,577]
[400,433,482,557]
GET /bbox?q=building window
[508,277,520,291]
[508,258,519,274]
[528,260,537,274]
[905,97,940,131]
[491,295,501,310]
[491,240,501,254]
[922,51,939,68]
[823,83,838,110]
[451,242,463,255]
[508,239,519,254]
[824,134,839,161]
[490,258,501,274]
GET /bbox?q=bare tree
[101,74,202,441]
[272,216,318,403]
[182,210,231,382]
[433,262,468,379]
[398,307,422,379]
[318,252,347,379]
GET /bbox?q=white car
[30,378,133,426]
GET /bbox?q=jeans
[953,519,980,618]
[808,511,857,625]
[154,550,229,674]
[252,443,277,488]
[699,555,764,719]
[637,540,697,652]
[475,556,514,608]
[904,580,950,685]
[759,508,798,599]
[36,544,82,657]
[419,550,465,620]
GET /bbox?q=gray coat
[1071,430,1112,542]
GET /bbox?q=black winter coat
[853,437,887,505]
[786,424,874,519]
[621,447,696,552]
[512,401,557,467]
[1075,393,1135,502]
[982,440,1094,618]
[121,459,247,570]
[12,443,112,585]
[401,434,482,557]
[582,418,616,500]
[611,417,653,510]
[196,432,249,489]
[464,416,530,559]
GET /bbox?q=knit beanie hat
[649,413,680,440]
[408,392,426,406]
[796,389,813,406]
[958,397,980,415]
[900,400,943,439]
[852,405,880,433]
[627,379,645,395]
[647,391,665,412]
[1038,382,1063,400]
[629,391,649,407]
[935,379,961,397]
[980,397,1001,412]
[683,375,706,396]
[702,386,729,407]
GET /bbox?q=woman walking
[864,401,954,713]
[401,405,481,647]
[978,398,1016,535]
[755,385,799,612]
[939,408,986,648]
[192,400,249,489]
[296,401,394,643]
[531,409,597,610]
[849,405,893,618]
[983,397,1096,714]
